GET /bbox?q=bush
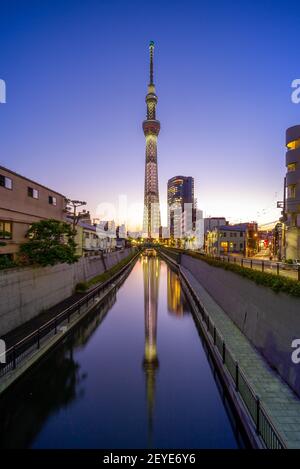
[75,282,88,293]
[0,255,16,270]
[198,253,300,297]
[87,252,136,288]
[165,249,300,298]
[75,252,136,293]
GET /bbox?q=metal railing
[179,268,286,449]
[0,252,139,379]
[212,254,300,282]
[159,246,300,282]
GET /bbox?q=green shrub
[75,282,88,293]
[163,248,300,298]
[197,254,300,297]
[87,252,136,288]
[0,255,16,270]
[75,251,136,293]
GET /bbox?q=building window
[220,241,228,252]
[288,163,297,172]
[240,243,243,250]
[0,221,12,239]
[287,184,296,199]
[49,195,57,206]
[291,214,297,227]
[287,138,300,150]
[0,174,12,190]
[240,232,243,237]
[85,232,90,239]
[28,187,39,199]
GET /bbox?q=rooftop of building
[78,221,97,232]
[218,223,251,232]
[66,218,97,232]
[168,175,193,183]
[0,165,66,198]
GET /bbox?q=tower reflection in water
[141,252,160,447]
[141,250,190,446]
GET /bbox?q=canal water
[0,254,249,448]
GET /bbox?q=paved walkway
[1,291,85,348]
[1,251,138,349]
[181,265,300,449]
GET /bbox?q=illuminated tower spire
[143,41,161,238]
[149,40,154,85]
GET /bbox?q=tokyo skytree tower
[143,41,161,238]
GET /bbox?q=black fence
[159,246,300,282]
[180,269,286,449]
[0,252,139,379]
[215,254,300,282]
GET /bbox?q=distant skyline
[1,0,300,230]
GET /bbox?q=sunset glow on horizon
[1,0,299,230]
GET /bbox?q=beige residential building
[72,221,117,257]
[80,222,102,257]
[0,166,66,259]
[206,223,258,257]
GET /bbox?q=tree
[19,219,78,267]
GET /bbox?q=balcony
[286,170,300,186]
[286,146,300,166]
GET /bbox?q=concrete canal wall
[0,248,134,336]
[181,254,300,397]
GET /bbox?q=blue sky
[1,0,300,229]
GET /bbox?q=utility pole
[65,199,87,232]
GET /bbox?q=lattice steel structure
[143,41,161,238]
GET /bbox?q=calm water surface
[0,255,249,448]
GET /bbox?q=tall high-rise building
[143,41,161,239]
[167,176,195,238]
